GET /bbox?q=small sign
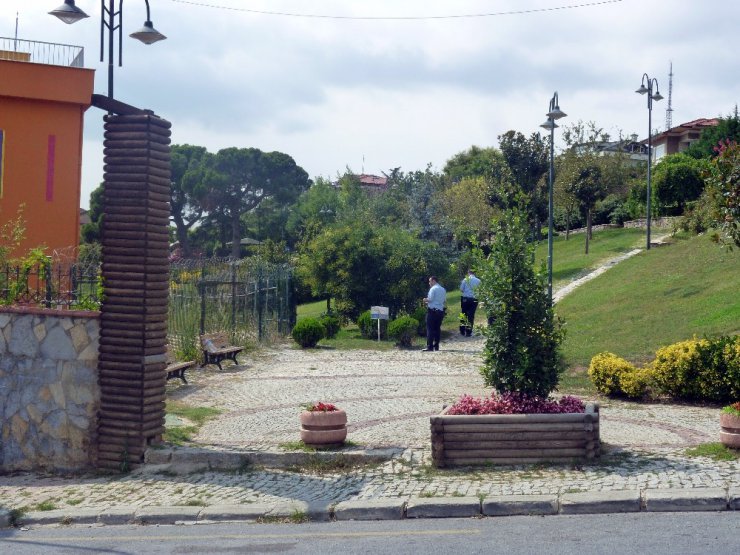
[370,306,389,320]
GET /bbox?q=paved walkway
[2,233,738,525]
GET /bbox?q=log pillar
[97,112,171,471]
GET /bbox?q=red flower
[305,401,338,412]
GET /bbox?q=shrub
[388,316,419,348]
[652,339,705,399]
[620,366,654,399]
[291,318,326,348]
[411,305,427,336]
[477,209,565,397]
[357,310,387,340]
[319,313,341,339]
[588,352,636,397]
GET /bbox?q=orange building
[0,40,94,258]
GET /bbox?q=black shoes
[422,346,440,352]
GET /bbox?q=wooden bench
[166,347,196,384]
[200,332,243,370]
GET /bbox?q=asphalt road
[1,512,738,555]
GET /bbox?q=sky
[2,0,739,208]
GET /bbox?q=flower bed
[430,394,599,467]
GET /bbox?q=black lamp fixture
[635,73,663,250]
[50,0,167,98]
[539,91,567,303]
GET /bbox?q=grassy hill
[556,231,740,369]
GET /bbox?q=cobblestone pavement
[1,332,737,514]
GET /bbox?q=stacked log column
[98,113,171,470]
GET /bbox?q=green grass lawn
[557,232,740,369]
[534,227,647,290]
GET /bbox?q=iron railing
[0,260,100,310]
[0,37,84,67]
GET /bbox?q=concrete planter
[719,412,740,449]
[300,409,347,446]
[430,403,600,467]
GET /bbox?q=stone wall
[0,307,100,472]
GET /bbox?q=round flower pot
[719,412,740,449]
[300,409,347,446]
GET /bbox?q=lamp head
[635,84,649,95]
[49,0,89,24]
[547,106,567,120]
[652,91,664,101]
[540,119,559,131]
[130,21,167,45]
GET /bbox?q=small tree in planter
[475,208,565,397]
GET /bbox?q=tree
[686,107,740,159]
[704,139,740,248]
[567,163,605,254]
[81,184,104,244]
[475,209,564,397]
[170,144,209,257]
[652,153,707,215]
[204,148,310,258]
[497,131,549,239]
[285,177,340,247]
[435,176,498,244]
[298,224,448,320]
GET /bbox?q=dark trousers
[460,297,478,336]
[426,308,444,349]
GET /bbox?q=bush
[291,318,326,348]
[620,366,654,399]
[477,209,565,397]
[319,313,341,339]
[652,336,740,402]
[588,352,636,397]
[447,392,585,415]
[411,305,427,336]
[388,316,419,348]
[357,310,387,340]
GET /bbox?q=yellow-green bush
[620,366,654,399]
[588,352,635,396]
[652,339,705,398]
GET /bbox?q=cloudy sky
[3,0,739,208]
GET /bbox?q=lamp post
[50,0,166,99]
[635,73,663,250]
[539,92,567,303]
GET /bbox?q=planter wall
[719,413,740,449]
[300,409,347,445]
[430,403,599,467]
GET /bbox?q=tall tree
[170,144,209,257]
[81,183,104,244]
[567,163,605,254]
[205,148,310,258]
[652,153,708,215]
[497,131,549,239]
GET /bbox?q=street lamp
[539,91,567,303]
[50,0,166,99]
[635,73,663,250]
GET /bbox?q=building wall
[0,307,100,472]
[0,59,94,257]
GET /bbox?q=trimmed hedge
[388,315,419,348]
[319,313,341,339]
[357,310,387,339]
[291,318,326,348]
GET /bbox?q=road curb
[5,488,738,528]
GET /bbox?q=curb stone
[134,506,202,524]
[730,487,740,510]
[406,497,481,518]
[19,508,100,526]
[98,507,136,525]
[197,504,274,522]
[267,500,334,522]
[0,508,11,528]
[643,488,728,512]
[482,494,558,516]
[334,499,406,520]
[560,490,641,514]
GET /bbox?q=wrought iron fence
[168,258,296,358]
[0,260,101,310]
[0,37,84,67]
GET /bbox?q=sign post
[370,306,389,341]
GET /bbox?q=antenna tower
[665,61,674,130]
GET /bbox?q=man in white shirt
[423,276,446,351]
[459,269,481,337]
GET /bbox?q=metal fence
[168,258,295,356]
[0,260,100,310]
[0,37,84,67]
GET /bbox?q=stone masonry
[0,307,99,472]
